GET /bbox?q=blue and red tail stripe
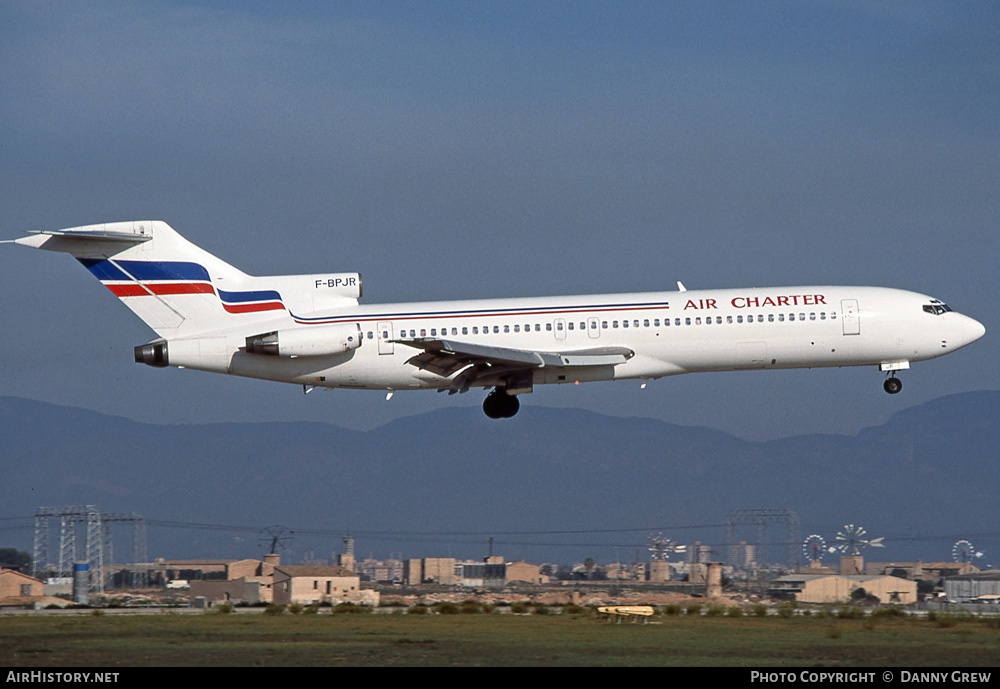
[79,258,286,313]
[217,288,286,314]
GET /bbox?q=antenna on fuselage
[676,281,687,292]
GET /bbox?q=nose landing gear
[483,389,520,418]
[883,374,902,395]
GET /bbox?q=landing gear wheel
[483,390,520,419]
[883,376,902,395]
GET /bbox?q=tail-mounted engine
[134,340,169,367]
[245,323,362,357]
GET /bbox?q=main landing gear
[883,373,902,395]
[483,389,520,419]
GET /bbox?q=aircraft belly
[228,349,365,387]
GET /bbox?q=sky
[1,0,997,443]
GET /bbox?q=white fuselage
[12,221,985,414]
[203,285,983,392]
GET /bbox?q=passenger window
[462,327,468,335]
[644,319,650,327]
[556,322,563,331]
[504,325,510,333]
[727,316,733,324]
[602,321,608,328]
[737,316,743,323]
[514,325,520,333]
[685,318,691,325]
[493,326,499,333]
[430,329,437,336]
[568,322,574,330]
[546,323,552,331]
[789,314,795,321]
[473,327,479,334]
[810,313,816,320]
[623,320,629,328]
[420,329,426,337]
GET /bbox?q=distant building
[272,565,377,606]
[356,558,403,583]
[457,562,505,589]
[189,577,272,605]
[772,573,916,604]
[839,555,865,575]
[0,568,43,598]
[506,561,544,584]
[943,571,1000,603]
[405,557,457,585]
[865,561,979,580]
[186,554,376,606]
[647,561,673,583]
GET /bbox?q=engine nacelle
[135,340,169,367]
[245,323,362,357]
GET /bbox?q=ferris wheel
[952,540,984,564]
[802,534,827,563]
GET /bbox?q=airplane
[9,221,986,419]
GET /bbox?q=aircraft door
[554,318,567,341]
[587,317,600,339]
[841,299,860,336]
[377,321,394,354]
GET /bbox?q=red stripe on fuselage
[222,301,286,314]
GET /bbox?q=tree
[0,548,32,572]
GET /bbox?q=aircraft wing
[394,337,633,392]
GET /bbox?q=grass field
[2,608,999,667]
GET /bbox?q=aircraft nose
[956,314,986,348]
[967,316,986,344]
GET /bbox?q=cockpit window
[923,301,952,316]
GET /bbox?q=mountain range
[1,391,997,568]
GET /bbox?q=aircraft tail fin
[14,221,269,338]
[15,220,363,339]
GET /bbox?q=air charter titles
[683,293,827,310]
[750,671,992,683]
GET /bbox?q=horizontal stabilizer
[32,228,152,242]
[13,222,154,250]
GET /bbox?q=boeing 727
[10,221,986,418]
